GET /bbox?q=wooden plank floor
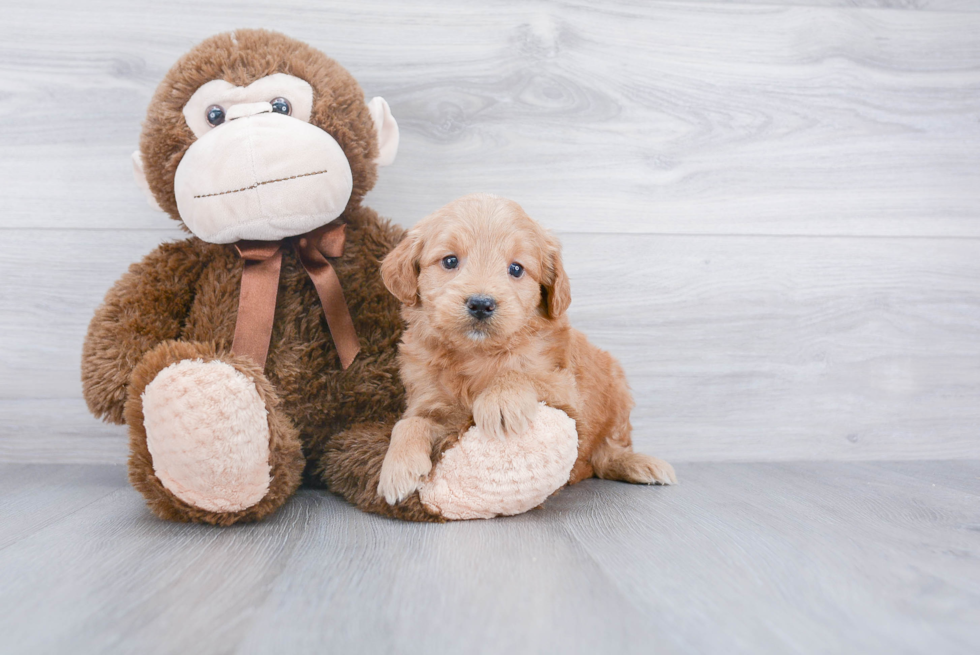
[0,461,977,654]
[1,4,977,651]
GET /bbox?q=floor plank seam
[0,487,126,553]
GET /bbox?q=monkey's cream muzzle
[173,104,354,244]
[132,73,398,244]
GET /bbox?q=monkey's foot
[419,404,579,520]
[125,341,303,525]
[141,359,272,512]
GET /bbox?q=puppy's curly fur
[377,194,676,504]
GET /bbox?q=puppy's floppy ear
[381,231,422,306]
[542,232,571,319]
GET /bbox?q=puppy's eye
[508,262,524,278]
[442,255,459,270]
[206,105,225,126]
[270,97,291,115]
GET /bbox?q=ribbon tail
[231,249,283,367]
[298,256,360,370]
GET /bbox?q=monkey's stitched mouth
[193,169,328,199]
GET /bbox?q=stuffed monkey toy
[81,30,577,525]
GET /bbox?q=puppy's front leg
[379,417,438,505]
[473,372,538,440]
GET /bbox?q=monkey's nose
[226,101,273,121]
[466,295,496,320]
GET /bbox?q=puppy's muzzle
[466,295,496,321]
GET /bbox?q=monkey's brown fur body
[81,30,438,524]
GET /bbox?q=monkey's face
[172,73,355,243]
[133,31,399,244]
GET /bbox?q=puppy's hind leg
[595,450,677,485]
[591,427,677,486]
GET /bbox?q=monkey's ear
[131,151,164,212]
[542,232,571,319]
[381,231,421,306]
[367,97,399,167]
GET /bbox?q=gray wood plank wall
[1,0,978,463]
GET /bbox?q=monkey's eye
[508,262,524,278]
[206,105,225,127]
[270,97,292,116]
[442,255,459,270]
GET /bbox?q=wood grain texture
[0,464,123,550]
[1,1,978,464]
[3,229,978,463]
[0,0,978,235]
[0,462,976,654]
[673,0,980,11]
[0,400,128,465]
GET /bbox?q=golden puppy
[377,194,676,504]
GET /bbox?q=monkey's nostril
[466,295,496,320]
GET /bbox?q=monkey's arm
[81,238,211,424]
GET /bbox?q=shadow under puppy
[378,193,676,507]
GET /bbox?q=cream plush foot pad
[419,404,578,520]
[142,359,272,513]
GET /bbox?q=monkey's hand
[82,239,209,424]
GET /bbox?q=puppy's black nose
[466,295,496,320]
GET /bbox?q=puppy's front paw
[378,441,433,505]
[473,385,538,440]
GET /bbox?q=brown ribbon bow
[231,220,360,370]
